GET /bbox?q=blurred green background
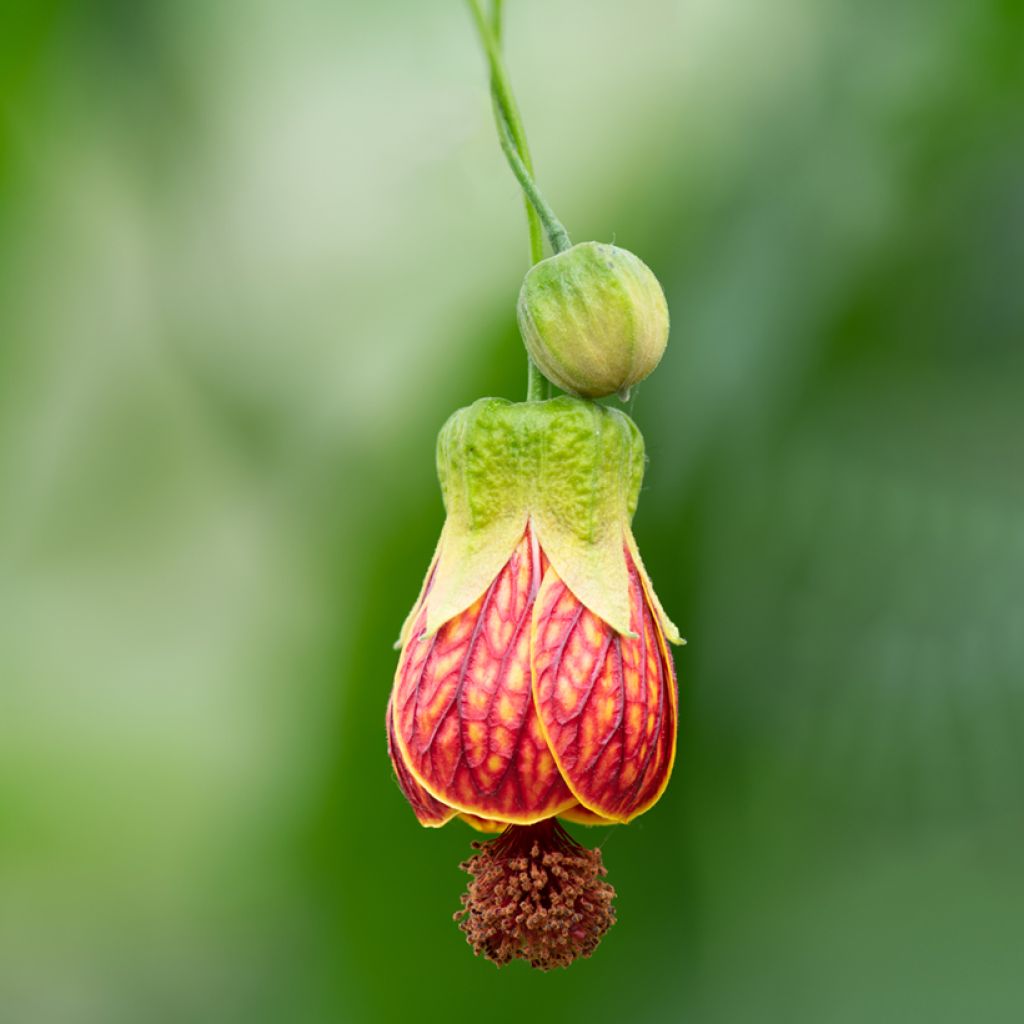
[2,1,1023,1021]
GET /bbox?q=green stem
[495,113,573,254]
[489,1,544,268]
[525,356,547,401]
[485,2,548,401]
[469,1,566,400]
[467,0,573,258]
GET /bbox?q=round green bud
[517,241,670,400]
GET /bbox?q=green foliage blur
[2,1,1022,1021]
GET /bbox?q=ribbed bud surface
[517,242,669,399]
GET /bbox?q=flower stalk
[465,0,572,257]
[467,0,573,401]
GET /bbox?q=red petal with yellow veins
[532,546,677,823]
[386,697,455,827]
[391,530,575,824]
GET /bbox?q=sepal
[425,397,646,638]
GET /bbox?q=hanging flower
[386,396,683,968]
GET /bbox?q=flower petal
[394,531,443,650]
[625,530,684,645]
[386,696,455,827]
[532,544,677,823]
[457,812,507,833]
[391,530,576,824]
[558,803,617,826]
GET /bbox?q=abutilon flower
[387,397,683,969]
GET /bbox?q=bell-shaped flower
[386,397,682,968]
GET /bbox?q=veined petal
[559,803,617,827]
[391,529,576,824]
[386,696,456,828]
[395,532,443,650]
[625,529,684,645]
[422,515,528,638]
[532,543,677,823]
[458,812,508,833]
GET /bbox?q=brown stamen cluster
[454,819,616,970]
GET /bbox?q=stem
[495,113,573,254]
[489,1,544,267]
[525,354,547,401]
[486,2,548,401]
[467,0,573,258]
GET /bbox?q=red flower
[388,523,676,830]
[385,397,682,967]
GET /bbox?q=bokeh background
[2,1,1023,1021]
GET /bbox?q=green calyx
[423,397,645,638]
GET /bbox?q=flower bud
[517,241,669,400]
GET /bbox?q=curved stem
[486,2,548,401]
[467,0,573,258]
[495,113,573,254]
[469,0,566,400]
[489,1,544,267]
